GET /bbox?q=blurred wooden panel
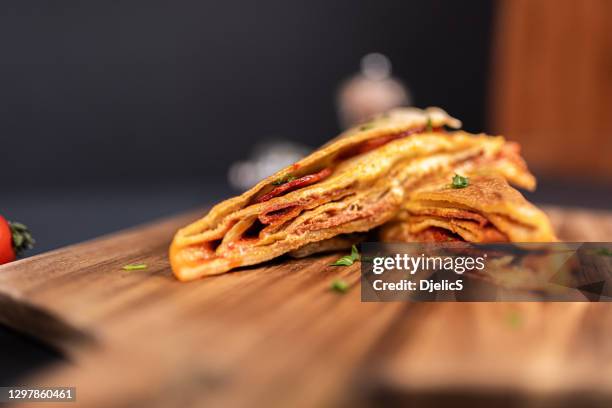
[490,0,612,181]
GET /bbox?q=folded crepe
[379,173,556,243]
[170,107,537,281]
[287,139,537,257]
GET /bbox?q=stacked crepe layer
[379,173,556,243]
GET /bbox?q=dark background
[1,0,493,191]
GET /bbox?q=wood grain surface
[1,206,612,407]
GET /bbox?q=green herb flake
[425,117,433,132]
[330,279,349,293]
[359,123,375,131]
[594,248,612,257]
[331,256,354,266]
[330,245,360,266]
[451,174,469,189]
[506,311,523,329]
[350,244,360,261]
[272,175,296,186]
[123,263,148,271]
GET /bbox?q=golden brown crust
[171,108,466,280]
[287,234,365,258]
[170,107,540,280]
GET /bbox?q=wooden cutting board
[1,206,612,408]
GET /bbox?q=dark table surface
[1,180,610,386]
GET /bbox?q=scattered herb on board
[272,175,296,186]
[425,117,433,132]
[123,263,148,271]
[330,245,360,266]
[506,311,523,329]
[350,244,360,261]
[359,123,375,131]
[330,279,349,293]
[330,255,354,266]
[593,248,612,257]
[451,174,469,189]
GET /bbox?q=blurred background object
[336,52,410,128]
[228,140,309,190]
[229,51,409,188]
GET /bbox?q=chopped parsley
[425,117,433,132]
[330,256,354,266]
[123,263,148,271]
[330,279,349,293]
[330,245,360,266]
[359,123,375,131]
[451,174,469,189]
[593,248,612,257]
[272,175,296,186]
[506,311,523,329]
[350,244,360,260]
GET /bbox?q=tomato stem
[9,221,35,255]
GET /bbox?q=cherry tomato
[0,216,16,265]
